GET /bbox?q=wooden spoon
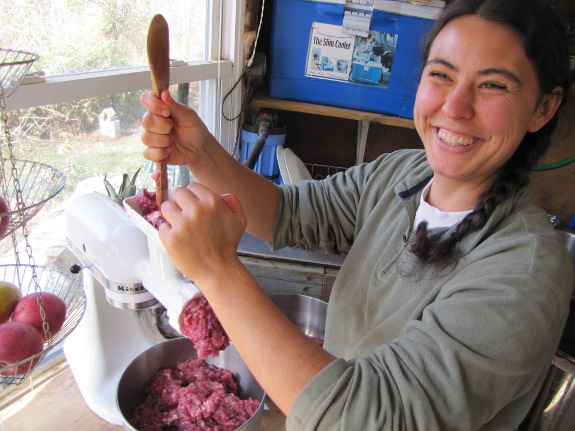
[146,14,170,207]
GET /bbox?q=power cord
[222,69,252,122]
[222,0,268,158]
[224,73,259,158]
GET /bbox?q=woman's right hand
[140,90,215,169]
[141,89,279,241]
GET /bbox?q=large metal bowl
[522,349,575,430]
[116,337,265,431]
[269,293,327,339]
[556,226,575,298]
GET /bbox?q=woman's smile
[436,127,480,147]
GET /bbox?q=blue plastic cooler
[269,0,443,119]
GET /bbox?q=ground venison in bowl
[130,359,260,431]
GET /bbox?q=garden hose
[531,155,575,171]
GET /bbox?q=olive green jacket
[272,149,572,430]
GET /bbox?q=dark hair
[409,0,572,267]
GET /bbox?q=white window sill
[4,60,233,111]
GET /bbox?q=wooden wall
[557,0,575,21]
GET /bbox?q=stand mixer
[63,191,201,425]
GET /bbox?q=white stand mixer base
[64,271,157,425]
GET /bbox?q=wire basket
[305,163,348,181]
[0,48,39,99]
[0,264,86,388]
[0,159,66,240]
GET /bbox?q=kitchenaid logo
[114,283,146,293]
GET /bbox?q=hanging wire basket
[0,264,86,388]
[0,48,83,391]
[0,159,66,240]
[305,163,348,181]
[0,48,39,98]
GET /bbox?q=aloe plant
[103,167,142,205]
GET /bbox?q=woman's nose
[442,85,475,120]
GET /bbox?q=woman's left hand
[158,182,247,287]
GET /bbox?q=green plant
[103,166,142,205]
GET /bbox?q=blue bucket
[240,114,286,185]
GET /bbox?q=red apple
[12,292,67,341]
[0,281,21,323]
[0,321,44,376]
[0,194,10,238]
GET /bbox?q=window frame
[3,0,246,155]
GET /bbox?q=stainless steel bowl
[116,337,265,431]
[522,350,575,430]
[556,225,575,298]
[269,293,327,339]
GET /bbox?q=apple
[0,194,10,238]
[0,281,21,324]
[0,321,44,376]
[12,292,67,341]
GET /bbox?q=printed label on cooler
[306,22,398,88]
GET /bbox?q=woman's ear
[528,86,564,133]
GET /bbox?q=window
[1,0,243,144]
[0,1,251,412]
[0,1,247,403]
[1,0,208,74]
[0,0,245,257]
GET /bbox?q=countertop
[1,359,286,431]
[238,232,344,269]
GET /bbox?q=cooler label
[306,22,398,88]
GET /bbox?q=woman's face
[414,15,554,190]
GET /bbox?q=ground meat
[180,297,230,360]
[135,189,158,213]
[145,210,167,229]
[135,189,167,228]
[130,359,261,431]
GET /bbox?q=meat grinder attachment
[66,192,201,331]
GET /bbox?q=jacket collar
[393,164,533,256]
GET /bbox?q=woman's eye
[430,71,448,79]
[481,82,507,90]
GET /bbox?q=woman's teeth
[438,129,477,147]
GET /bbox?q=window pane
[0,82,201,257]
[0,0,207,75]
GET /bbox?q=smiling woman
[407,0,571,270]
[415,16,561,210]
[137,1,574,429]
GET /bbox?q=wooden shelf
[251,94,416,130]
[249,78,575,131]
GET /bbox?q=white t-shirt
[413,179,472,229]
